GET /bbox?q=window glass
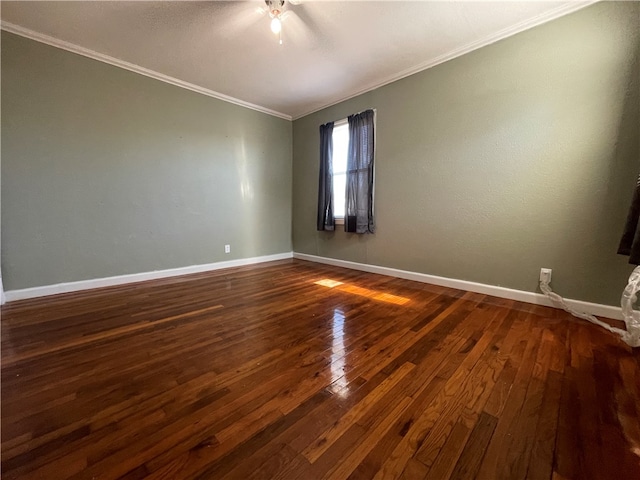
[332,122,349,218]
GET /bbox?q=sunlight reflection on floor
[330,308,348,395]
[314,279,410,305]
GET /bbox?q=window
[318,109,376,233]
[331,120,349,221]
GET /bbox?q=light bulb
[270,17,281,34]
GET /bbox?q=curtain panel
[317,121,335,231]
[619,173,640,264]
[345,109,375,233]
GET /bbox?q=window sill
[335,218,345,226]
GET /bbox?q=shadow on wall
[608,39,640,252]
[548,34,640,303]
[602,38,640,288]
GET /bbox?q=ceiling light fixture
[265,0,285,44]
[270,16,282,34]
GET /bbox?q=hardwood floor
[1,259,639,479]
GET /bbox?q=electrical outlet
[224,244,231,254]
[540,268,552,284]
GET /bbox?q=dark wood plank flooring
[1,259,639,479]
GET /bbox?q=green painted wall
[292,1,640,306]
[2,2,638,305]
[1,32,292,290]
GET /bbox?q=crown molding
[291,0,599,120]
[1,1,598,123]
[0,21,293,121]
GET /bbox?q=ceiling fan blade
[216,1,268,37]
[281,9,317,48]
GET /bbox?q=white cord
[539,279,640,348]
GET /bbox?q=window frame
[322,109,376,230]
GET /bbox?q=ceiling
[1,1,594,120]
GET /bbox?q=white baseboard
[293,252,623,321]
[4,252,293,302]
[4,251,623,322]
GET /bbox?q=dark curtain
[619,173,640,264]
[317,121,335,231]
[345,109,375,233]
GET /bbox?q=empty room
[1,1,639,479]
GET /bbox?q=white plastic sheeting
[540,269,640,348]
